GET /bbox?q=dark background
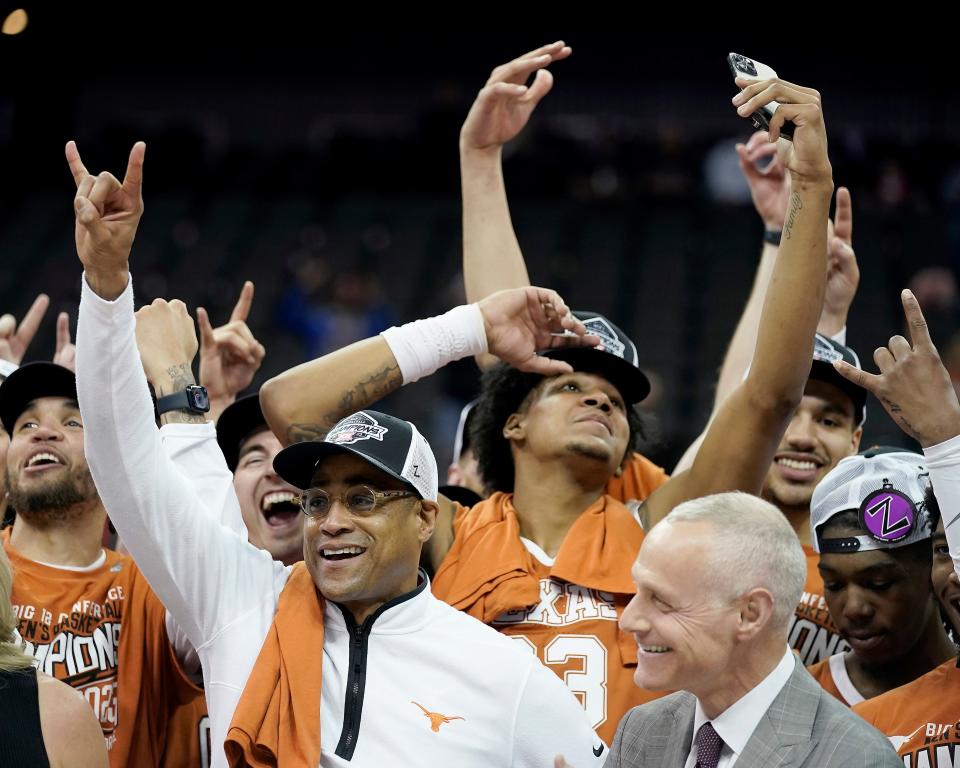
[3,9,958,467]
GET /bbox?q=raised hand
[732,79,831,192]
[833,290,960,447]
[52,312,77,372]
[0,294,49,364]
[821,186,859,334]
[736,130,791,230]
[66,140,145,299]
[478,287,598,375]
[197,281,266,419]
[460,41,571,153]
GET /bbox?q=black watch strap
[156,385,210,415]
[763,228,783,246]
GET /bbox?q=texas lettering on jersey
[14,588,125,744]
[790,551,850,666]
[895,722,960,768]
[493,575,653,746]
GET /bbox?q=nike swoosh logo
[593,744,605,757]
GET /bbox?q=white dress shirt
[683,648,796,768]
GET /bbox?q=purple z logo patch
[858,481,917,543]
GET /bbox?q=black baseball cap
[216,393,269,472]
[808,333,867,426]
[273,410,438,501]
[540,311,650,405]
[0,362,78,433]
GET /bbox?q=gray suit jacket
[604,659,900,767]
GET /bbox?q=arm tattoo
[783,192,803,241]
[284,362,402,444]
[156,362,206,425]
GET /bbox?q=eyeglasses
[297,485,417,518]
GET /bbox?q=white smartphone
[727,52,795,141]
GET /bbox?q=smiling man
[0,362,207,767]
[805,451,955,705]
[216,393,303,565]
[604,491,899,767]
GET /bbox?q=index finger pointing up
[901,289,935,350]
[65,141,89,188]
[122,141,146,197]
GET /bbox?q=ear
[850,426,864,453]
[416,500,439,543]
[734,587,775,641]
[446,463,463,486]
[503,411,526,442]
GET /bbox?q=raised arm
[461,41,569,304]
[69,140,283,647]
[833,290,960,578]
[674,138,858,474]
[644,78,833,526]
[260,286,594,444]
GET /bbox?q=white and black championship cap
[811,450,934,554]
[809,333,867,427]
[273,410,438,501]
[540,311,650,405]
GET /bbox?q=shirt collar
[692,647,796,759]
[324,569,431,634]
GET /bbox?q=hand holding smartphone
[728,53,795,141]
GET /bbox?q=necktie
[695,721,723,768]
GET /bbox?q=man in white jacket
[68,140,606,767]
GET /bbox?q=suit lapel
[736,659,820,767]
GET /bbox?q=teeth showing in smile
[777,458,816,471]
[262,491,297,511]
[27,453,62,468]
[641,645,670,654]
[322,547,365,560]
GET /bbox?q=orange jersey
[3,529,207,767]
[165,696,212,768]
[853,657,960,766]
[604,452,670,506]
[789,546,850,665]
[806,653,864,707]
[433,491,664,746]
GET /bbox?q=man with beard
[0,361,209,767]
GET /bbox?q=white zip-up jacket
[75,275,606,768]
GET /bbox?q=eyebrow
[932,533,947,544]
[237,444,269,460]
[818,561,902,577]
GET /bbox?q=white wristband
[381,304,488,385]
[0,360,18,379]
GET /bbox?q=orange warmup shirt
[854,657,960,767]
[4,529,209,767]
[433,477,666,746]
[790,547,850,666]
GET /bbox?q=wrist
[149,362,198,397]
[919,412,960,449]
[817,311,848,338]
[790,175,834,196]
[84,268,130,301]
[459,142,503,163]
[381,304,487,385]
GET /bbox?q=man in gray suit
[593,491,899,767]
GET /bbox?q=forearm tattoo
[285,362,402,444]
[783,192,803,241]
[156,362,206,425]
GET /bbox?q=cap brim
[273,440,419,495]
[541,348,650,404]
[216,394,267,471]
[0,363,78,433]
[809,360,867,424]
[437,485,484,507]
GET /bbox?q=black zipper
[333,573,428,760]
